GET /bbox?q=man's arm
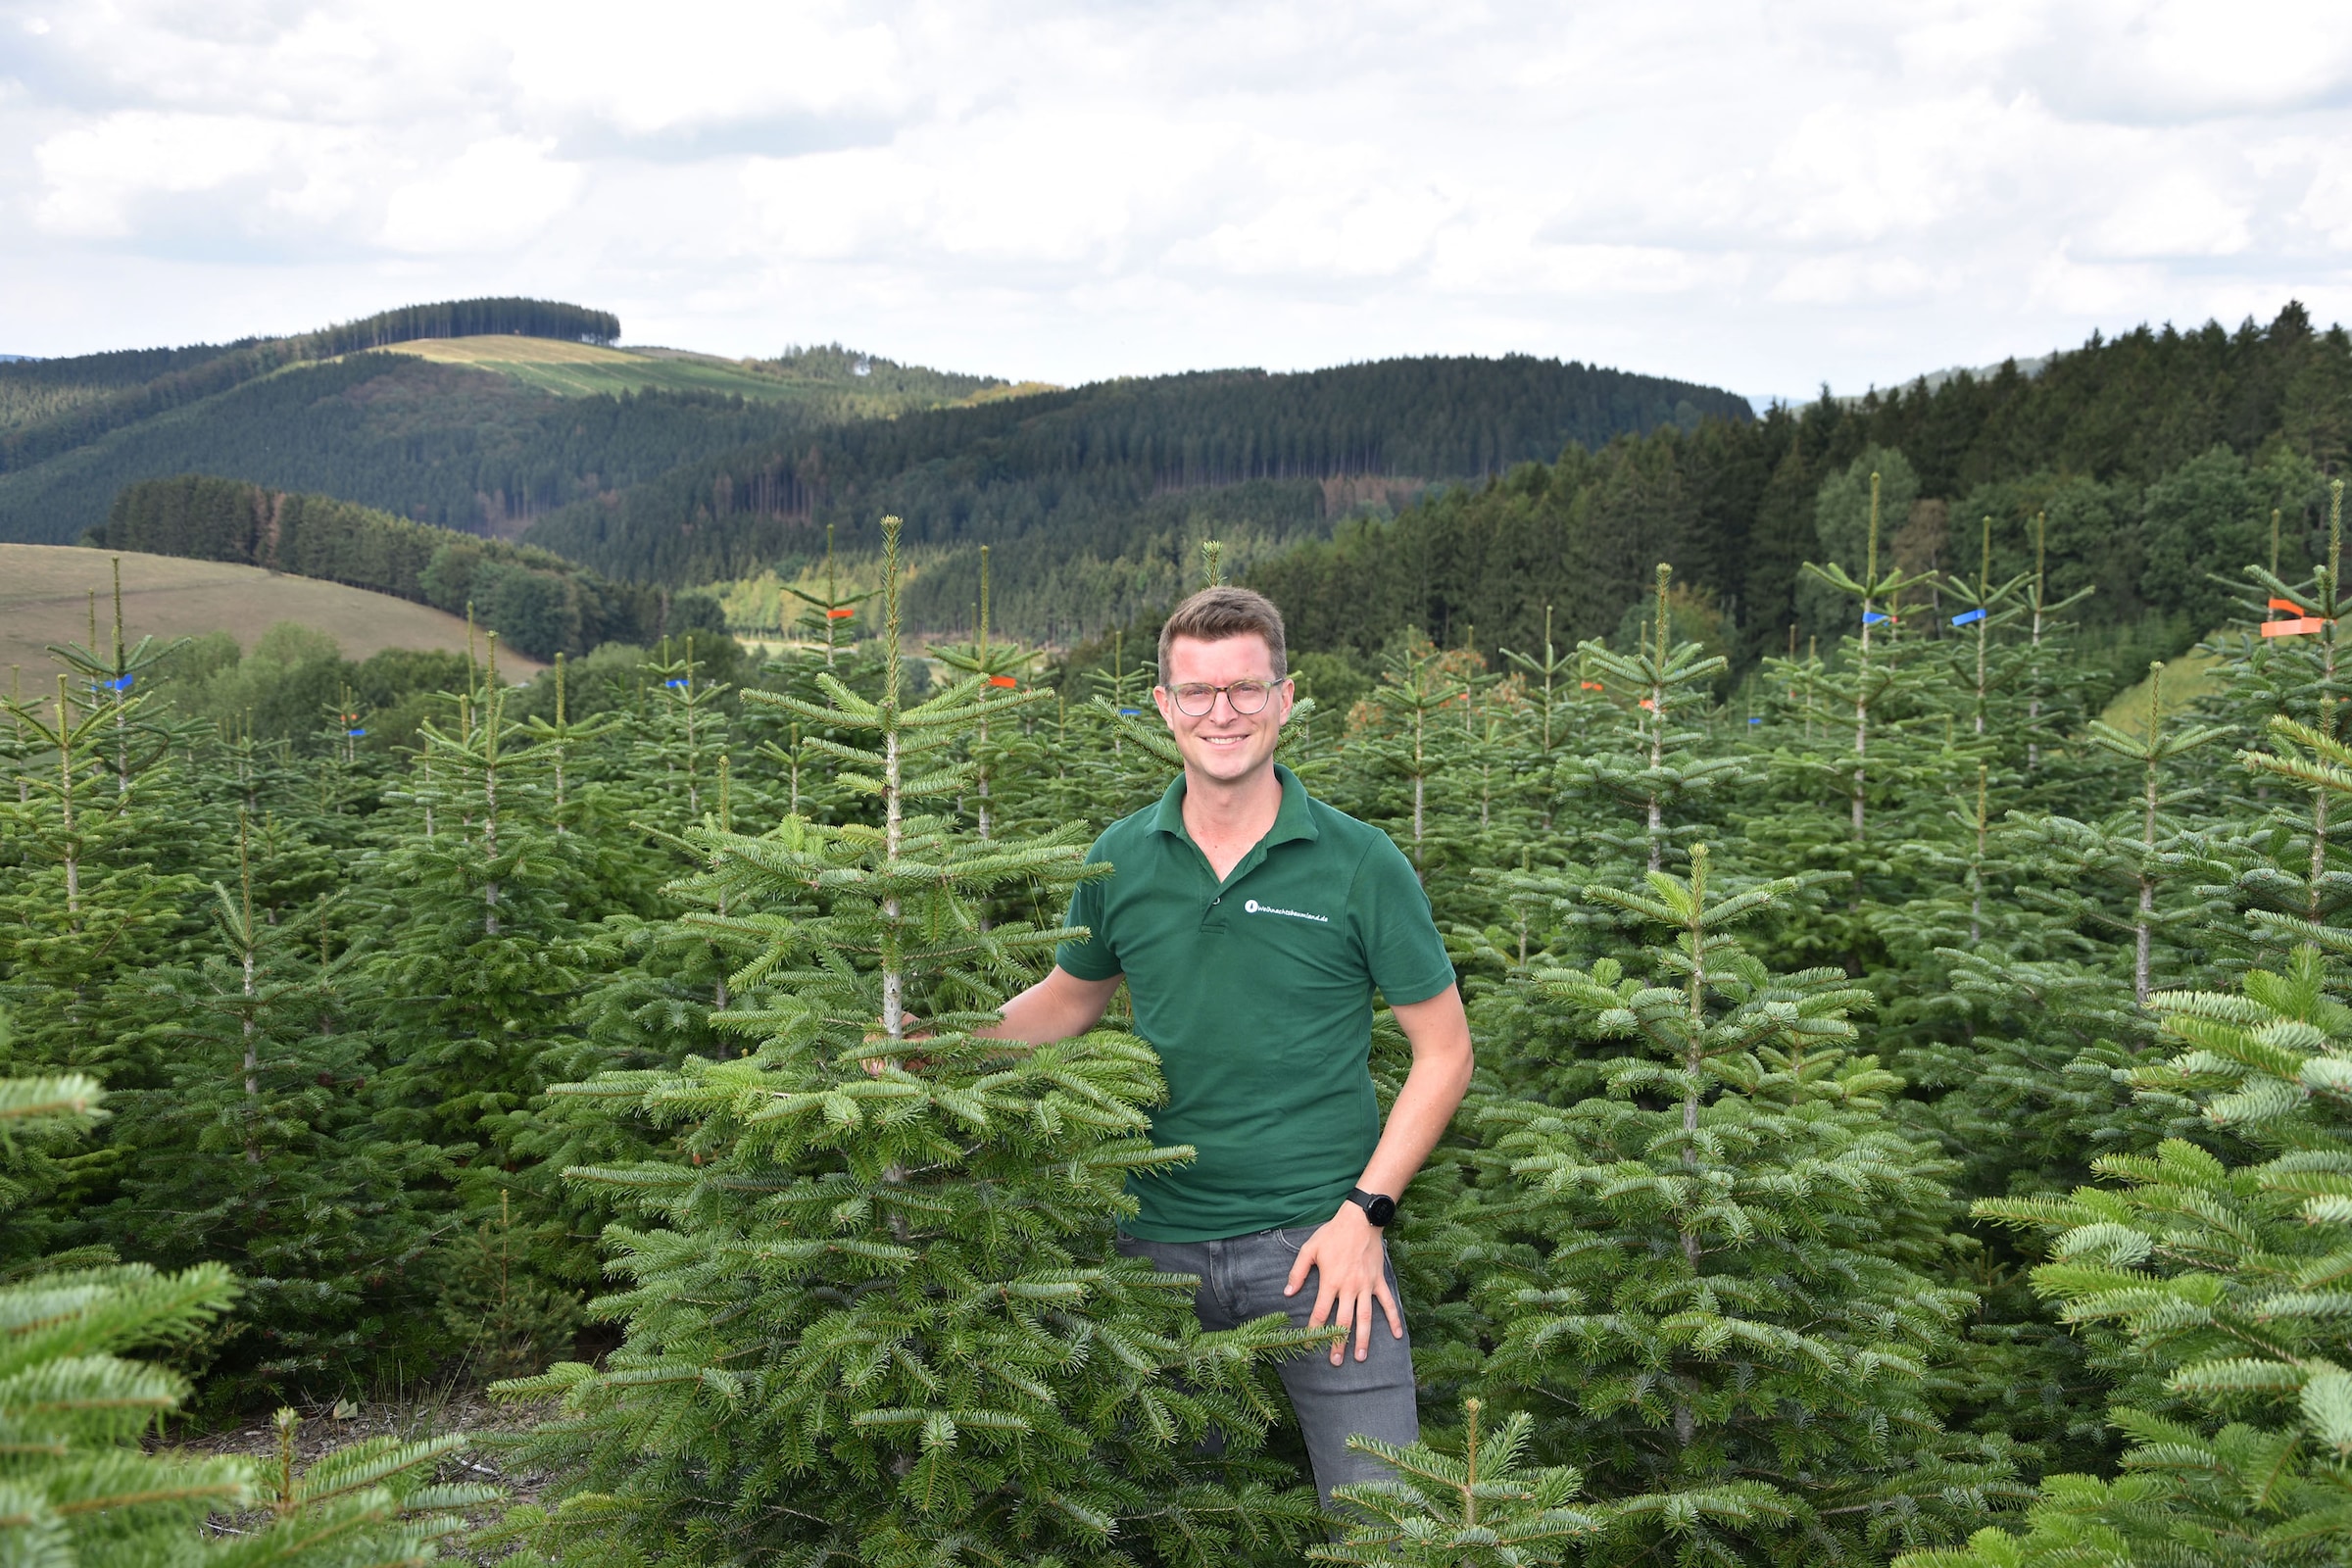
[865,967,1119,1071]
[979,965,1124,1043]
[1285,982,1474,1364]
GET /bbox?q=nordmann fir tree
[1876,741,2186,1478]
[512,753,798,1266]
[0,673,197,1145]
[2013,511,2099,780]
[358,633,600,1366]
[1743,471,1958,976]
[1074,627,1178,830]
[1459,845,2021,1566]
[1343,631,1470,885]
[491,517,1327,1568]
[783,520,877,668]
[1308,1398,1600,1568]
[2194,480,2352,978]
[0,1072,497,1568]
[0,1011,109,1274]
[40,557,185,803]
[2010,662,2230,1007]
[933,545,1031,846]
[1930,939,2352,1566]
[1497,605,1598,835]
[1934,515,2034,744]
[1567,564,1738,879]
[99,813,443,1405]
[1787,470,1945,845]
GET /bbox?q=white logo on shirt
[1244,898,1328,923]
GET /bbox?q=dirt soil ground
[175,1387,564,1556]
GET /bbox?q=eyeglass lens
[1173,681,1272,716]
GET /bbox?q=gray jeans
[1115,1225,1419,1506]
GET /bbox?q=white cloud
[1,0,2350,395]
[31,113,353,237]
[2088,170,2251,258]
[503,0,907,133]
[379,136,585,254]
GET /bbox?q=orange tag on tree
[1639,699,1657,710]
[1581,681,1604,691]
[826,608,855,619]
[2271,598,2303,612]
[989,675,1017,688]
[2263,617,2327,637]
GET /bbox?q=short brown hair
[1158,586,1288,680]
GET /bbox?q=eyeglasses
[1168,679,1279,717]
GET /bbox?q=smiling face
[1154,632,1295,789]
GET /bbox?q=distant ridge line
[0,297,619,477]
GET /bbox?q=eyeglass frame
[1159,676,1290,718]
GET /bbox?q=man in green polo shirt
[985,586,1474,1506]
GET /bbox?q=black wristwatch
[1345,1188,1397,1227]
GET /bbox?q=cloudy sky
[4,0,2350,399]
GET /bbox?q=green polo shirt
[1054,763,1456,1242]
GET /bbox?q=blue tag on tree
[1118,708,1142,716]
[1862,611,1890,626]
[664,678,689,689]
[1950,608,1986,627]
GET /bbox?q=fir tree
[0,676,199,1093]
[492,517,1325,1566]
[781,520,876,667]
[1308,1398,1600,1568]
[99,815,442,1404]
[1567,564,1738,878]
[1460,845,2019,1565]
[357,636,601,1365]
[1948,945,2352,1567]
[1344,631,1472,883]
[2010,662,2229,1005]
[0,1073,493,1568]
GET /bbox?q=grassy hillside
[377,337,796,400]
[376,336,1006,407]
[0,543,546,684]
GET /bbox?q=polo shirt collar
[1151,763,1320,848]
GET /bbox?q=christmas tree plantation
[7,478,2352,1564]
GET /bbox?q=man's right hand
[860,1014,933,1075]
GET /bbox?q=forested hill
[0,298,616,462]
[517,354,1754,636]
[0,299,997,548]
[1252,302,2352,699]
[92,473,722,661]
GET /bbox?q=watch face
[1365,1194,1397,1227]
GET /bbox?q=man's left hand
[1283,1202,1403,1365]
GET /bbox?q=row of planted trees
[5,487,2352,1566]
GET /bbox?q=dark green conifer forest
[9,300,2352,1565]
[93,474,727,661]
